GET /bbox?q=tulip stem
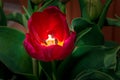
[51,61,57,80]
[32,58,39,78]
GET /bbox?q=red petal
[24,34,46,61]
[28,6,69,43]
[24,32,76,61]
[24,34,36,56]
[41,31,76,61]
[56,32,76,60]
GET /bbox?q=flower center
[46,34,56,45]
[41,34,64,46]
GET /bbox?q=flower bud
[80,0,103,21]
[31,0,43,5]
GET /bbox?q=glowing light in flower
[41,34,64,46]
[45,34,56,46]
[23,6,76,62]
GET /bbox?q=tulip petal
[24,34,45,60]
[56,32,76,60]
[28,6,69,42]
[45,32,76,61]
[24,34,36,58]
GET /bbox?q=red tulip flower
[23,6,76,62]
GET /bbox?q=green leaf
[58,1,66,13]
[115,15,120,22]
[104,46,120,70]
[23,0,37,19]
[72,46,105,78]
[38,0,63,12]
[104,18,120,27]
[71,41,119,78]
[72,17,104,45]
[97,0,112,28]
[28,0,33,15]
[7,13,28,27]
[104,41,119,47]
[77,24,104,45]
[74,70,114,80]
[0,0,3,8]
[0,2,7,26]
[38,0,53,12]
[39,61,60,80]
[23,6,31,19]
[75,27,92,45]
[0,27,33,75]
[72,45,100,58]
[57,55,76,80]
[72,27,93,57]
[57,42,119,79]
[115,58,120,79]
[71,18,93,33]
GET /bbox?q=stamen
[46,34,56,46]
[41,34,63,46]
